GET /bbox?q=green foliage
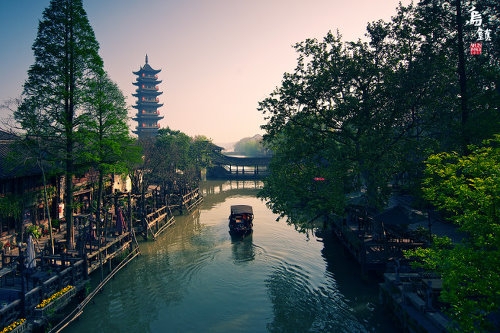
[16,0,103,144]
[258,3,499,328]
[259,120,348,229]
[406,135,500,332]
[78,70,142,183]
[26,224,42,239]
[0,194,23,221]
[423,137,500,241]
[233,135,268,156]
[258,28,412,218]
[190,135,214,169]
[257,1,499,227]
[51,219,60,229]
[138,128,214,192]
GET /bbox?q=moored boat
[228,205,254,234]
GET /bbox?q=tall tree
[14,0,104,249]
[79,71,141,228]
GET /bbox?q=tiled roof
[0,130,18,141]
[0,130,42,179]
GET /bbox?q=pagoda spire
[145,54,148,64]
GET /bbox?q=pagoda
[132,55,164,139]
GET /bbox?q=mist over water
[65,181,397,333]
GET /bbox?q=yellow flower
[35,285,74,309]
[1,318,26,333]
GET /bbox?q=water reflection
[201,180,263,195]
[230,231,255,263]
[319,230,398,332]
[200,180,262,210]
[64,181,398,333]
[266,261,366,333]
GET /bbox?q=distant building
[132,55,164,139]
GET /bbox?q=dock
[329,211,425,274]
[141,205,175,240]
[85,231,138,274]
[327,195,465,332]
[379,272,451,332]
[167,188,204,215]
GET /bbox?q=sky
[0,0,409,147]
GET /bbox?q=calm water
[65,180,397,333]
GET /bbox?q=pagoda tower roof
[132,79,162,86]
[132,90,163,96]
[132,102,164,109]
[133,54,161,75]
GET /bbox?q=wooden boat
[228,205,254,234]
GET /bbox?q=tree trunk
[96,171,104,227]
[65,171,75,250]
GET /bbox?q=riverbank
[0,224,138,332]
[328,193,463,332]
[1,188,204,332]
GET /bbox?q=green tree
[413,0,500,153]
[190,135,214,175]
[406,135,500,332]
[137,128,213,199]
[233,135,268,156]
[14,0,104,249]
[258,29,413,221]
[79,71,142,226]
[154,127,192,186]
[0,194,23,237]
[258,125,347,230]
[258,1,499,227]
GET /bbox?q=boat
[228,205,254,234]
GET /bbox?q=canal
[64,180,398,333]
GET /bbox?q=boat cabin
[228,205,254,234]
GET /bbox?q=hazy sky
[0,0,409,145]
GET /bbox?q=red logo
[470,42,482,55]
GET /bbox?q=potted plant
[26,224,42,239]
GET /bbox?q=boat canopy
[230,205,253,215]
